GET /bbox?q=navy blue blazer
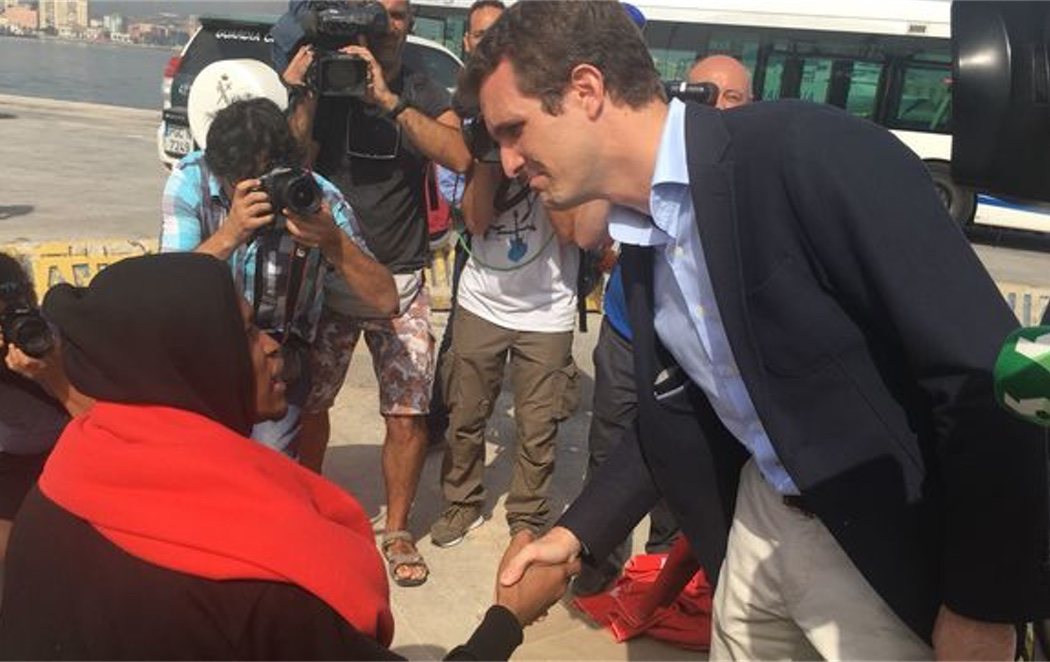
[560,100,1050,640]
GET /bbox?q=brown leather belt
[782,494,815,518]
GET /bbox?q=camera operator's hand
[221,179,275,247]
[4,341,55,384]
[338,45,398,113]
[284,202,341,253]
[282,45,315,89]
[4,337,93,416]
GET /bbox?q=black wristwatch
[386,96,410,120]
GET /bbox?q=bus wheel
[926,161,977,227]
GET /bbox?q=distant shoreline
[0,33,178,52]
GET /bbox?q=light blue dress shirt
[608,99,799,495]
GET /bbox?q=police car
[157,15,462,168]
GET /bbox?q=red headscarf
[40,402,394,646]
[38,254,392,645]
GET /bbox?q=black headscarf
[42,253,255,435]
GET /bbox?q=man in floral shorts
[299,268,436,589]
[305,281,434,428]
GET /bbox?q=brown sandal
[380,530,430,587]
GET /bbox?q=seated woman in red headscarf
[0,253,532,660]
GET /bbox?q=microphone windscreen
[994,325,1050,427]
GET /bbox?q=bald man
[687,54,752,109]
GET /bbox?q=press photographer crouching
[0,253,92,563]
[161,97,396,456]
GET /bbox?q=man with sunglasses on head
[278,0,471,588]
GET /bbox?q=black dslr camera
[461,113,499,164]
[0,281,53,360]
[664,81,720,106]
[299,0,390,97]
[258,166,323,230]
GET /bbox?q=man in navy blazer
[461,2,1050,659]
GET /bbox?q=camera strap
[282,243,311,342]
[251,232,309,342]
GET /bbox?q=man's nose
[500,147,525,180]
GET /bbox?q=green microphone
[994,326,1050,426]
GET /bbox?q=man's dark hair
[0,253,34,306]
[204,97,303,183]
[466,0,505,28]
[461,0,662,114]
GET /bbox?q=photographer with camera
[0,253,92,563]
[161,97,396,457]
[274,0,471,588]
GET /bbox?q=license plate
[163,124,193,157]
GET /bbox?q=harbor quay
[4,93,1050,658]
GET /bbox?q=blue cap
[621,2,646,29]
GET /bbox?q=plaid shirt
[160,151,367,343]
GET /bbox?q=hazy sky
[91,1,289,18]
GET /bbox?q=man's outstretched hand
[495,527,583,626]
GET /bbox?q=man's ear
[568,64,606,119]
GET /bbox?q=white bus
[411,0,1050,235]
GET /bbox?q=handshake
[494,527,582,627]
[495,527,699,630]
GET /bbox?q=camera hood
[300,1,389,50]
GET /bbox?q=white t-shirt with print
[457,190,579,333]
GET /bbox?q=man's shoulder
[311,170,343,199]
[173,150,208,174]
[165,150,212,197]
[716,99,876,146]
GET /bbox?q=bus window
[706,29,761,74]
[844,61,882,118]
[799,57,833,103]
[645,21,706,79]
[762,56,785,101]
[887,64,952,133]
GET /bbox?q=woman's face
[239,299,287,422]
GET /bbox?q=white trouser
[709,460,932,661]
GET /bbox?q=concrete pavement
[328,312,699,660]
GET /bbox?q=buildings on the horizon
[38,0,89,31]
[0,0,192,44]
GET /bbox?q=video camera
[257,166,323,230]
[664,81,720,106]
[298,0,390,97]
[0,281,53,360]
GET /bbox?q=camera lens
[10,314,53,359]
[286,175,322,215]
